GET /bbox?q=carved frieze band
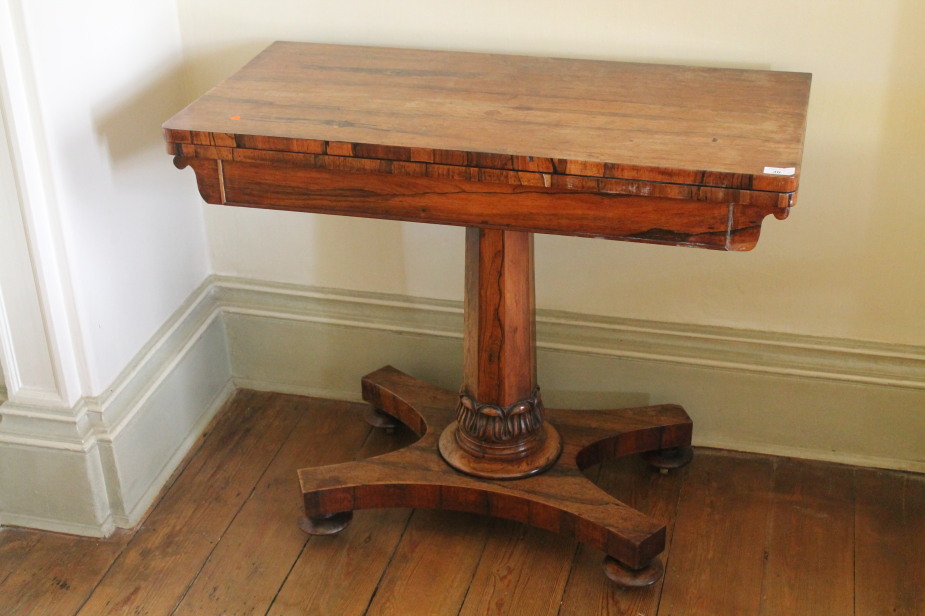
[456,388,545,445]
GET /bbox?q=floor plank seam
[756,457,779,616]
[167,467,276,610]
[264,418,376,615]
[361,507,418,616]
[555,463,605,616]
[166,428,292,616]
[450,513,495,616]
[554,541,584,616]
[850,468,858,616]
[0,531,38,590]
[652,466,686,616]
[66,535,131,616]
[263,535,312,616]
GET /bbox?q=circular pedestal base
[298,511,353,535]
[602,555,664,588]
[438,422,562,479]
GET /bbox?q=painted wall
[176,0,925,347]
[0,0,220,533]
[12,0,211,396]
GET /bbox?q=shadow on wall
[169,40,418,299]
[91,41,269,167]
[92,62,188,168]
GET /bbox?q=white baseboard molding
[0,279,233,535]
[218,276,925,474]
[108,375,235,528]
[0,439,114,536]
[0,510,114,539]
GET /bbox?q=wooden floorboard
[0,531,130,616]
[0,529,44,587]
[265,423,417,616]
[365,510,489,616]
[855,468,925,616]
[758,458,855,616]
[172,397,374,615]
[457,520,575,616]
[75,389,302,615]
[656,452,774,616]
[0,389,922,615]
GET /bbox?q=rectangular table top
[163,42,811,251]
[164,41,811,197]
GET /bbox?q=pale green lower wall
[220,278,925,473]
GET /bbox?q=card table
[164,41,810,586]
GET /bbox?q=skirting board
[0,281,233,536]
[218,276,925,473]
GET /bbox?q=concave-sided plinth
[298,228,694,585]
[299,365,692,584]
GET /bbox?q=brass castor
[298,511,353,535]
[602,555,664,588]
[641,446,694,474]
[364,406,399,434]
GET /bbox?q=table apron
[180,157,785,251]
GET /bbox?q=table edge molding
[164,128,800,200]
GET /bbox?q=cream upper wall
[176,0,925,347]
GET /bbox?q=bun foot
[641,446,694,473]
[602,555,664,588]
[298,511,353,535]
[364,406,399,433]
